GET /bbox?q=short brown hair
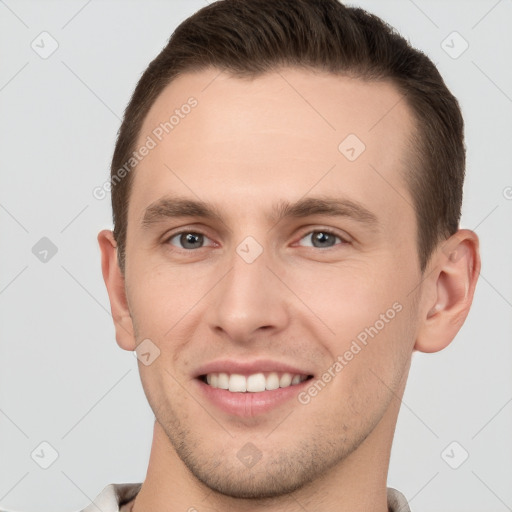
[110,0,465,274]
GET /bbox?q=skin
[98,67,480,512]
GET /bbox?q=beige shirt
[75,482,412,512]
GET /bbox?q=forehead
[130,67,416,228]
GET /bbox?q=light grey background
[0,1,511,511]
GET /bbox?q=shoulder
[80,483,142,512]
[388,487,411,512]
[387,487,411,512]
[0,483,143,512]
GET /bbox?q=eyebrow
[141,195,379,231]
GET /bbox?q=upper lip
[194,359,313,378]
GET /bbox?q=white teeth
[204,371,309,392]
[279,373,292,387]
[217,372,229,390]
[247,373,266,392]
[266,372,280,390]
[228,374,247,392]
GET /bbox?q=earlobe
[414,229,480,353]
[97,229,136,351]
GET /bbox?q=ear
[97,229,136,351]
[414,229,481,353]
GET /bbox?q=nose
[207,242,290,345]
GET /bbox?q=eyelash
[164,228,348,251]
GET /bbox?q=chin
[185,455,316,500]
[163,417,354,501]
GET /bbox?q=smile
[201,372,310,392]
[194,359,314,417]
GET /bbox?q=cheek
[298,301,414,433]
[126,263,216,394]
[286,262,415,384]
[285,261,402,336]
[127,261,213,337]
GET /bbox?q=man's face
[123,68,424,498]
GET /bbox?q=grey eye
[168,232,212,249]
[298,230,342,248]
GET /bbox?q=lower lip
[195,378,312,417]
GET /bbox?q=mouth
[199,371,313,392]
[194,361,315,417]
